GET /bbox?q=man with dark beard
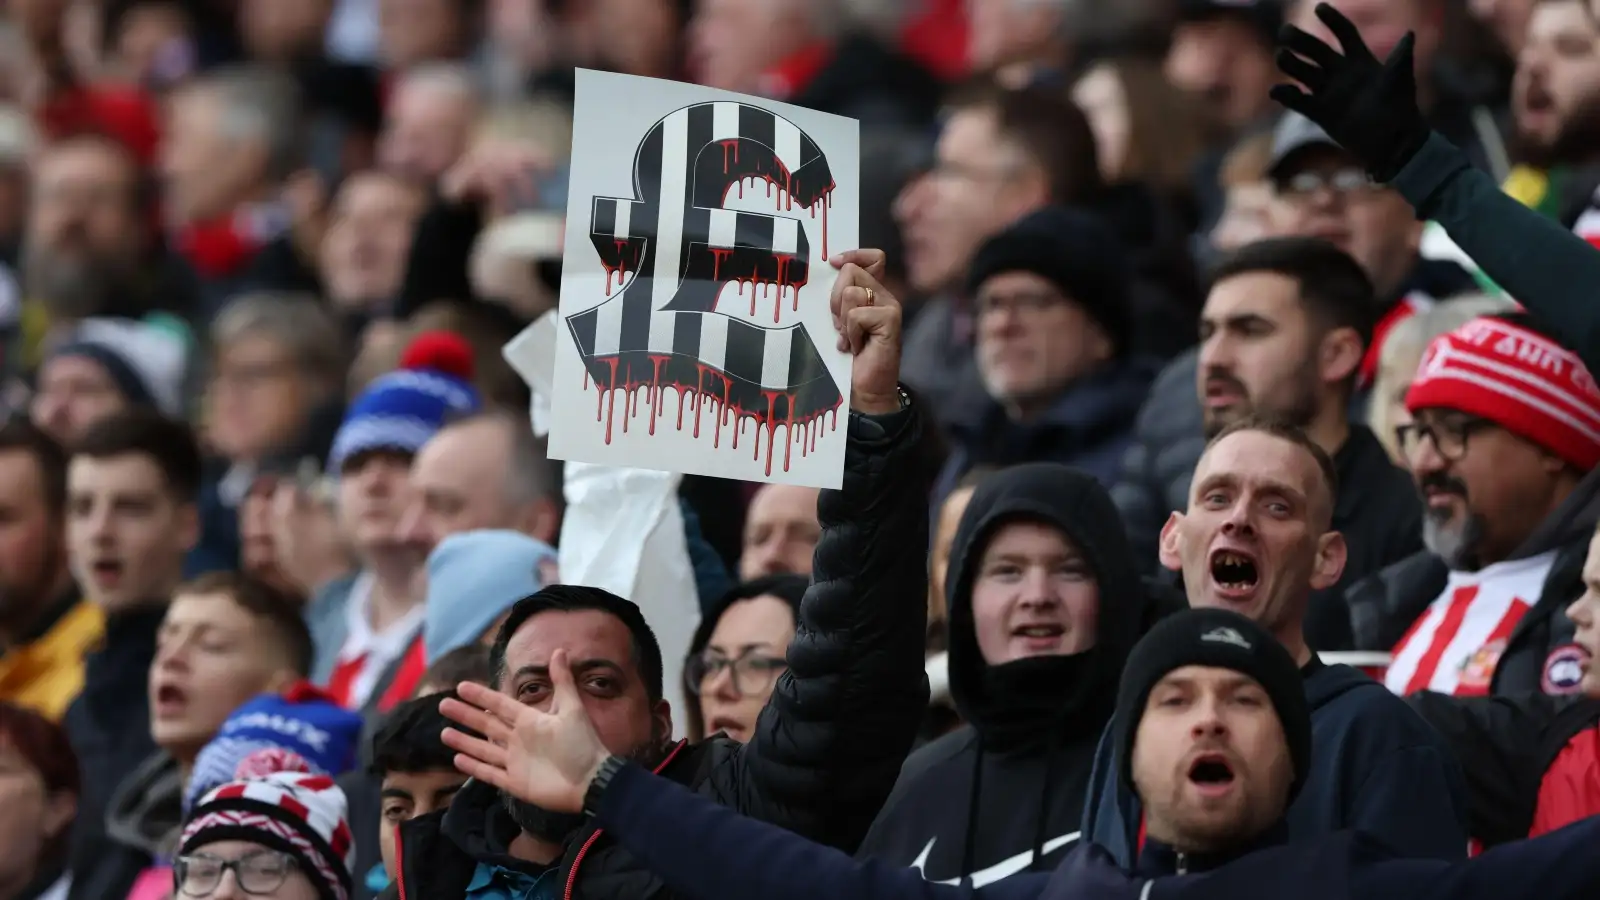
[1115,237,1421,650]
[1345,312,1600,697]
[1504,0,1600,227]
[379,248,936,899]
[21,134,186,339]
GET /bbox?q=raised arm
[1272,1,1600,375]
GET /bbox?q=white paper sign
[548,69,859,490]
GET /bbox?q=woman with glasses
[682,575,808,743]
[174,770,352,900]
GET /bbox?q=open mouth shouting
[1186,752,1238,799]
[1208,549,1260,602]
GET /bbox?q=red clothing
[1530,724,1600,837]
[758,43,835,101]
[899,0,969,81]
[37,85,162,166]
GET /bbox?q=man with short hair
[69,571,315,899]
[1349,313,1600,697]
[1115,238,1424,649]
[1090,417,1467,865]
[1166,0,1284,132]
[435,607,1600,900]
[21,134,154,329]
[160,66,303,309]
[1504,0,1600,227]
[377,64,480,185]
[64,411,204,846]
[739,484,820,579]
[0,421,91,720]
[380,248,936,900]
[362,690,481,896]
[320,170,428,324]
[395,410,561,551]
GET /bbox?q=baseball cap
[1265,112,1350,182]
[1177,0,1285,40]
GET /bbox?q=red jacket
[1410,691,1600,847]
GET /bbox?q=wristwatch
[582,755,629,817]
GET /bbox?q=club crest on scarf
[565,101,844,476]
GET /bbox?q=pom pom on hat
[400,330,475,380]
[329,330,483,471]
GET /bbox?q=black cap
[1265,112,1350,182]
[965,206,1133,354]
[1113,609,1312,803]
[1177,0,1284,41]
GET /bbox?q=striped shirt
[1385,551,1556,696]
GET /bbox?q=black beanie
[964,206,1133,355]
[1113,609,1312,803]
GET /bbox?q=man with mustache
[1120,236,1422,650]
[1345,312,1600,697]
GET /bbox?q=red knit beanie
[1406,317,1600,471]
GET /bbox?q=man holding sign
[380,249,934,900]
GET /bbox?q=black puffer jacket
[381,400,935,900]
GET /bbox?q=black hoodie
[857,464,1174,886]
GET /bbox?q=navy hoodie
[586,760,1600,900]
[1081,657,1470,865]
[858,464,1170,884]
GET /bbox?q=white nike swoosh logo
[909,832,1081,888]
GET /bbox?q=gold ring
[864,287,876,306]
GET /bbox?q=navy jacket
[1082,659,1469,866]
[592,759,1600,900]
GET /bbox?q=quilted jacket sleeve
[703,393,935,853]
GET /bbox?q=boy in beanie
[307,331,482,711]
[178,770,355,900]
[440,608,1600,900]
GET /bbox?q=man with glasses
[1348,312,1600,697]
[929,206,1160,505]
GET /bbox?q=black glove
[1269,2,1431,184]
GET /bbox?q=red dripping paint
[583,370,590,391]
[647,355,669,436]
[602,357,620,444]
[709,248,731,281]
[719,139,738,172]
[587,354,842,474]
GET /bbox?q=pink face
[969,521,1099,665]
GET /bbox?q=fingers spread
[1276,51,1328,92]
[442,726,510,769]
[457,680,524,723]
[1268,83,1315,116]
[1280,28,1342,69]
[452,752,509,791]
[1315,2,1373,61]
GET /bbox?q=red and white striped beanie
[1406,316,1600,471]
[179,770,355,900]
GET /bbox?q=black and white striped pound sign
[564,101,844,476]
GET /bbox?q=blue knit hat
[329,331,481,471]
[424,529,559,666]
[184,682,365,814]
